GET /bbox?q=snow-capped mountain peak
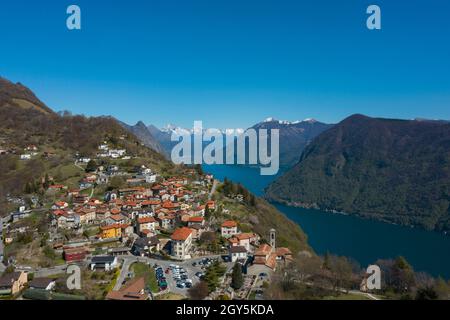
[261,117,318,125]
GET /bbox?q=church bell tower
[269,228,276,251]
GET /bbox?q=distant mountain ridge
[265,114,450,232]
[118,120,165,155]
[250,117,333,168]
[144,118,332,168]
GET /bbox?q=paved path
[351,291,380,300]
[0,217,5,272]
[114,256,137,291]
[208,180,218,200]
[24,264,68,278]
[74,161,85,171]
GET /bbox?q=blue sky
[0,0,449,128]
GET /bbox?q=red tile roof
[141,200,161,206]
[137,217,156,224]
[188,216,204,223]
[255,244,272,256]
[222,220,237,228]
[235,233,255,241]
[171,227,193,241]
[110,208,121,215]
[106,277,147,301]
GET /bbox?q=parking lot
[152,256,228,295]
[119,255,232,296]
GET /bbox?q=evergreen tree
[43,173,50,189]
[249,194,256,207]
[195,164,204,175]
[323,252,331,270]
[231,263,244,290]
[24,182,31,194]
[85,159,97,173]
[204,204,210,218]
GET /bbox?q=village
[0,141,293,300]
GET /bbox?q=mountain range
[265,114,450,232]
[250,117,333,168]
[119,118,332,168]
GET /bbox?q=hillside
[265,114,450,232]
[0,78,310,257]
[213,179,310,254]
[0,77,54,115]
[0,78,170,210]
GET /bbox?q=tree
[295,255,323,282]
[391,256,416,293]
[249,194,256,207]
[231,263,244,290]
[43,173,50,189]
[200,231,216,243]
[326,255,353,292]
[108,176,125,190]
[204,261,227,292]
[188,281,209,300]
[195,164,204,176]
[434,277,450,300]
[4,265,15,274]
[415,286,438,300]
[85,160,97,173]
[24,181,32,194]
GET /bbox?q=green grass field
[322,293,372,300]
[131,262,159,293]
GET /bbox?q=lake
[203,164,450,279]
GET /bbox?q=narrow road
[74,161,84,171]
[113,257,136,291]
[208,179,218,200]
[0,217,5,272]
[88,187,95,200]
[24,264,68,278]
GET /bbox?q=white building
[170,227,193,260]
[89,256,119,271]
[221,220,238,238]
[229,246,248,263]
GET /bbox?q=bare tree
[188,281,209,300]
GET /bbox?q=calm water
[203,164,450,279]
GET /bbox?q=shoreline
[266,197,450,237]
